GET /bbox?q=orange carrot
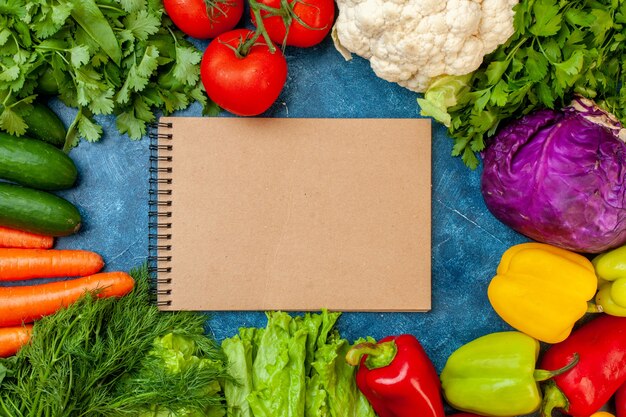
[0,272,135,327]
[0,325,33,358]
[0,226,54,249]
[0,249,104,281]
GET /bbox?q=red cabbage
[481,97,626,254]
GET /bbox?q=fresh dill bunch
[0,265,229,417]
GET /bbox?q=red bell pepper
[345,334,445,417]
[540,315,626,417]
[616,383,626,417]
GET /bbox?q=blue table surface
[43,33,529,375]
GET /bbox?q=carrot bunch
[0,227,135,358]
[0,226,54,249]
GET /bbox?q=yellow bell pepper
[589,413,615,417]
[488,243,597,344]
[592,245,626,316]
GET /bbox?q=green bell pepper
[593,245,626,316]
[440,332,578,417]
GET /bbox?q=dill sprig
[0,266,229,417]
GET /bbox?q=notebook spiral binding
[148,121,174,307]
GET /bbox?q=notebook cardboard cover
[153,117,432,311]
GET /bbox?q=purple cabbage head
[481,97,626,253]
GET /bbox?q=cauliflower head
[334,0,519,92]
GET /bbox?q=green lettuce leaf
[417,74,472,127]
[221,311,375,417]
[247,312,308,417]
[222,331,255,417]
[134,332,228,417]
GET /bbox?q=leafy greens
[221,311,376,417]
[0,266,230,417]
[0,0,216,150]
[418,0,626,168]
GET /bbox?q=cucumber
[22,103,67,148]
[38,68,60,96]
[0,132,77,190]
[0,183,81,236]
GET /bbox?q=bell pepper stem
[587,301,604,313]
[534,353,579,382]
[345,341,397,370]
[541,380,569,417]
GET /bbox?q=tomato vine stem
[219,0,328,58]
[248,0,324,49]
[236,0,277,57]
[203,0,233,22]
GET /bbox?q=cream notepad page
[153,117,432,311]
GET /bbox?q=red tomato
[252,0,335,47]
[200,29,288,116]
[163,0,244,39]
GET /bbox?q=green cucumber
[0,132,77,190]
[0,183,81,236]
[38,68,60,96]
[22,103,67,148]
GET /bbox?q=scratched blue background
[44,32,530,381]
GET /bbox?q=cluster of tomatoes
[163,0,336,116]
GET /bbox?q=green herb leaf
[473,89,491,112]
[51,1,73,27]
[32,2,72,38]
[536,80,555,108]
[462,146,480,169]
[172,44,202,86]
[489,80,509,107]
[117,108,147,138]
[123,9,160,41]
[77,112,102,141]
[161,90,190,113]
[116,45,159,104]
[451,135,471,157]
[525,48,549,81]
[70,45,90,67]
[118,0,146,12]
[0,28,11,46]
[554,49,584,89]
[564,8,595,27]
[0,65,19,82]
[541,38,562,62]
[530,0,562,37]
[132,95,154,122]
[75,67,103,106]
[590,9,614,43]
[485,61,510,85]
[89,89,115,115]
[0,106,26,135]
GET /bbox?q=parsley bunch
[0,0,214,149]
[419,0,626,168]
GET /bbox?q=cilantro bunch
[0,0,214,149]
[419,0,626,168]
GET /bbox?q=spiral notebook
[149,117,432,311]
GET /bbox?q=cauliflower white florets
[333,0,519,92]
